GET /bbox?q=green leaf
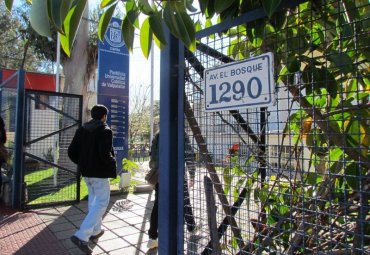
[30,0,52,37]
[122,158,139,176]
[199,0,208,14]
[223,166,232,195]
[195,20,202,32]
[345,163,362,191]
[336,14,353,39]
[185,0,198,13]
[149,12,167,48]
[138,0,154,15]
[163,5,180,38]
[261,0,282,18]
[304,172,323,185]
[328,51,355,74]
[214,0,235,13]
[205,0,215,18]
[59,0,87,57]
[100,0,117,8]
[163,4,196,51]
[121,15,135,52]
[286,55,300,73]
[140,17,152,59]
[126,5,140,29]
[98,2,116,41]
[4,0,13,11]
[47,0,66,32]
[60,0,74,26]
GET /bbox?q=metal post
[12,70,26,209]
[149,23,155,144]
[158,28,181,254]
[149,0,155,143]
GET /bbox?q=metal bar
[158,28,180,255]
[201,188,249,255]
[12,70,26,209]
[204,176,222,255]
[177,41,185,254]
[26,93,80,122]
[184,95,245,249]
[24,122,79,146]
[77,93,83,203]
[26,89,82,98]
[23,152,76,175]
[0,71,18,88]
[195,0,305,39]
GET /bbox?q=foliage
[122,158,139,177]
[0,2,42,71]
[2,0,290,58]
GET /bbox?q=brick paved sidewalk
[0,207,69,255]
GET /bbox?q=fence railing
[182,1,370,254]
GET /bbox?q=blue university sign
[98,17,129,173]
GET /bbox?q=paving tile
[102,213,120,222]
[133,221,150,232]
[48,222,76,232]
[54,205,74,213]
[68,247,88,255]
[123,216,146,225]
[122,232,149,245]
[103,219,129,229]
[97,237,130,252]
[53,228,76,240]
[109,246,147,255]
[42,216,69,225]
[62,207,85,216]
[90,244,105,254]
[66,213,86,222]
[92,230,118,242]
[111,225,141,237]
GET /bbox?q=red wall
[1,69,56,92]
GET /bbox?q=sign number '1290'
[204,52,275,112]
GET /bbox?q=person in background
[147,131,198,250]
[0,116,7,197]
[68,104,117,254]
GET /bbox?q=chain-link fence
[183,1,369,254]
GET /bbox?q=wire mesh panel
[0,72,18,204]
[183,1,369,254]
[23,90,82,208]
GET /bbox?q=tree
[0,2,43,71]
[128,83,160,148]
[128,84,150,145]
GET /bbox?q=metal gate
[23,89,82,208]
[179,1,369,254]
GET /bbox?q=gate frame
[158,0,305,253]
[11,71,83,209]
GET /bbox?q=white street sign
[204,52,275,112]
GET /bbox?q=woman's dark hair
[91,104,108,120]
